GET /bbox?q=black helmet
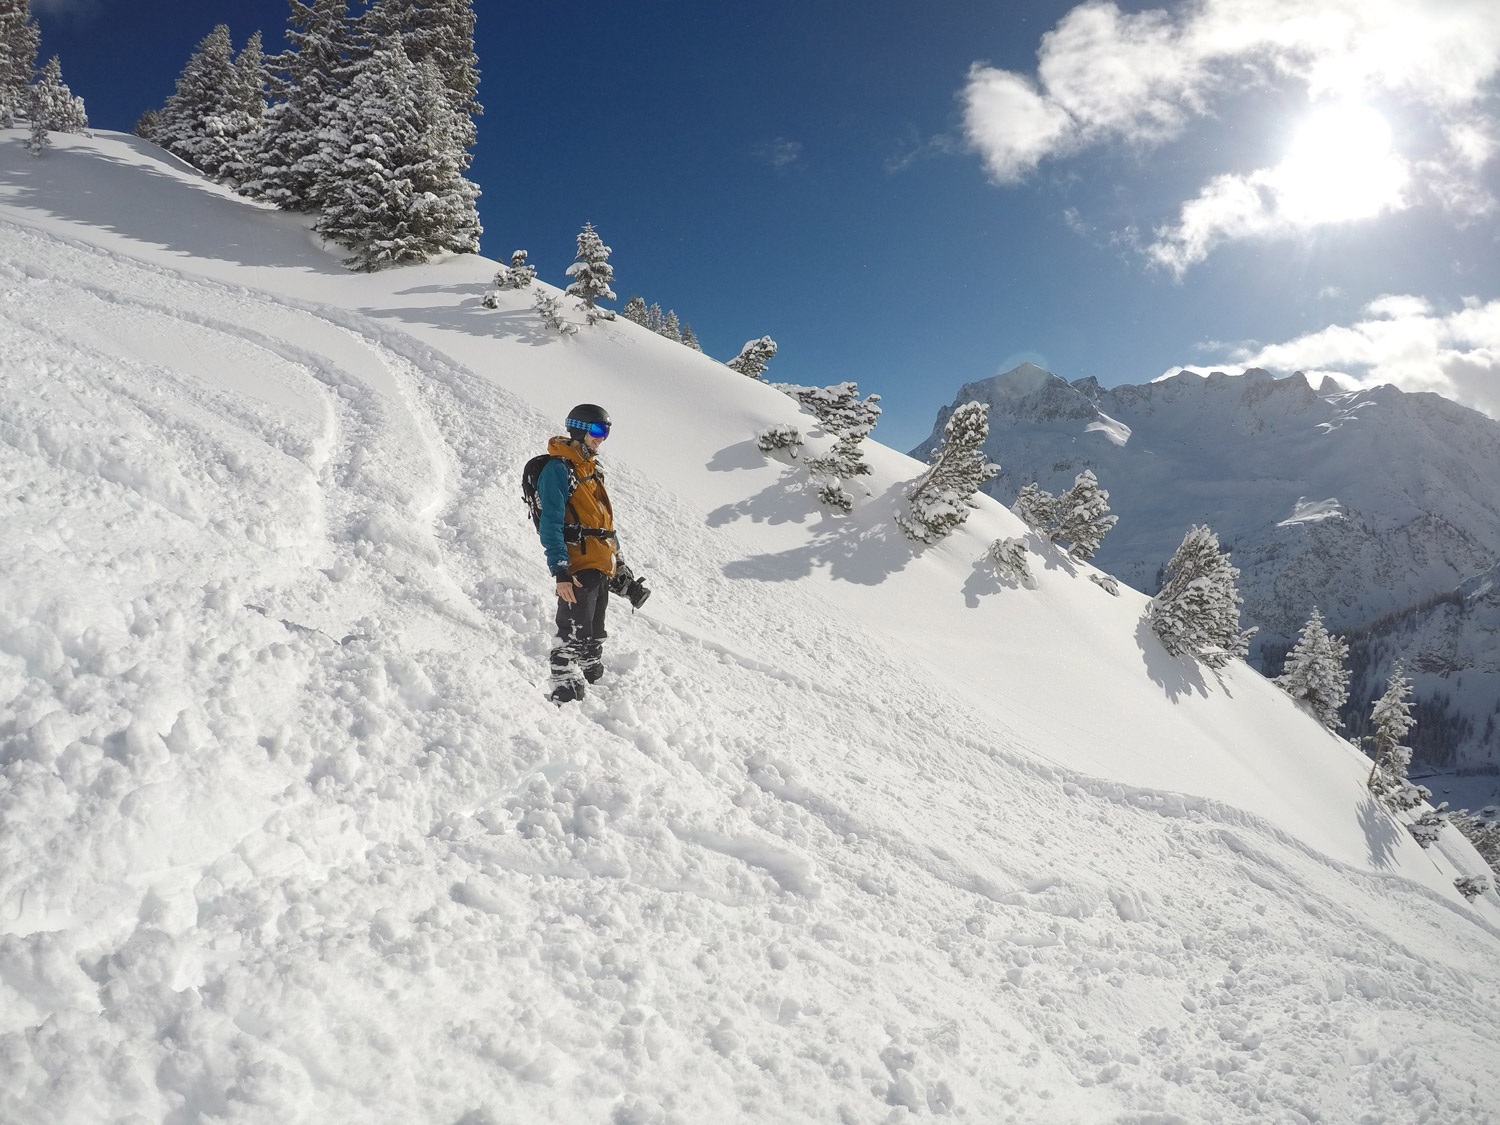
[565,403,611,440]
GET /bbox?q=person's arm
[536,459,572,580]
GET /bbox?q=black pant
[551,569,609,686]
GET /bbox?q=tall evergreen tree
[645,302,663,331]
[1367,663,1426,811]
[897,401,998,543]
[1148,525,1256,667]
[355,0,479,159]
[1276,607,1351,730]
[315,39,481,270]
[564,222,615,309]
[681,323,702,352]
[659,309,682,342]
[727,336,778,379]
[155,25,242,175]
[23,55,87,155]
[249,0,351,210]
[0,0,41,129]
[217,31,271,186]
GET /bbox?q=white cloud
[754,138,803,170]
[1231,294,1500,419]
[962,0,1500,267]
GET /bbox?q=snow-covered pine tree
[355,0,480,159]
[1276,607,1351,730]
[534,289,576,335]
[644,303,663,331]
[727,336,778,380]
[1052,470,1118,560]
[774,381,882,511]
[315,41,481,270]
[896,400,998,543]
[507,250,535,286]
[1012,482,1058,534]
[1408,803,1448,848]
[986,537,1034,586]
[621,296,648,326]
[24,56,87,155]
[1454,875,1489,901]
[564,222,615,312]
[155,25,243,176]
[0,0,40,129]
[133,109,163,141]
[756,424,801,457]
[681,323,702,352]
[1148,524,1256,668]
[217,31,271,187]
[247,0,351,210]
[1367,663,1428,812]
[659,310,682,342]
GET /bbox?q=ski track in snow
[3,153,1500,1124]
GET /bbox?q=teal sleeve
[537,459,571,576]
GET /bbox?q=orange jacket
[540,436,617,576]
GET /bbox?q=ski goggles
[568,419,611,439]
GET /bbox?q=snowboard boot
[580,641,605,684]
[549,679,585,705]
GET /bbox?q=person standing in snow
[536,404,623,704]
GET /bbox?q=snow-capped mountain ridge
[4,131,1500,1123]
[917,362,1500,768]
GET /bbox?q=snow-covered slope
[915,362,1500,772]
[4,132,1500,1123]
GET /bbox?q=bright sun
[1272,102,1408,225]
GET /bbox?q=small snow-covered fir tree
[681,323,702,352]
[659,309,682,342]
[1012,482,1058,534]
[534,289,576,335]
[1454,874,1488,901]
[1276,607,1351,730]
[775,381,882,512]
[315,41,481,270]
[507,250,535,286]
[1010,472,1116,560]
[247,0,350,210]
[896,400,998,543]
[0,0,41,129]
[727,336,778,380]
[621,296,648,326]
[1408,803,1449,848]
[1052,470,1117,560]
[986,537,1034,586]
[1148,524,1256,668]
[564,222,615,311]
[133,108,163,141]
[645,302,663,332]
[756,424,801,457]
[1367,663,1427,812]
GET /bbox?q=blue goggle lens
[569,419,610,438]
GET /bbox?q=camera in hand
[609,563,651,610]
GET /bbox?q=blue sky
[30,0,1500,450]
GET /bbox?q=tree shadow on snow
[1357,796,1403,870]
[0,135,349,275]
[1133,613,1209,701]
[706,440,768,473]
[360,291,558,348]
[719,480,923,586]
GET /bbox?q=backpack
[521,454,577,529]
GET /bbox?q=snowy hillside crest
[3,132,1500,1123]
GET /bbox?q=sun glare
[1272,103,1408,225]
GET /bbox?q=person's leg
[579,574,611,683]
[549,571,607,701]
